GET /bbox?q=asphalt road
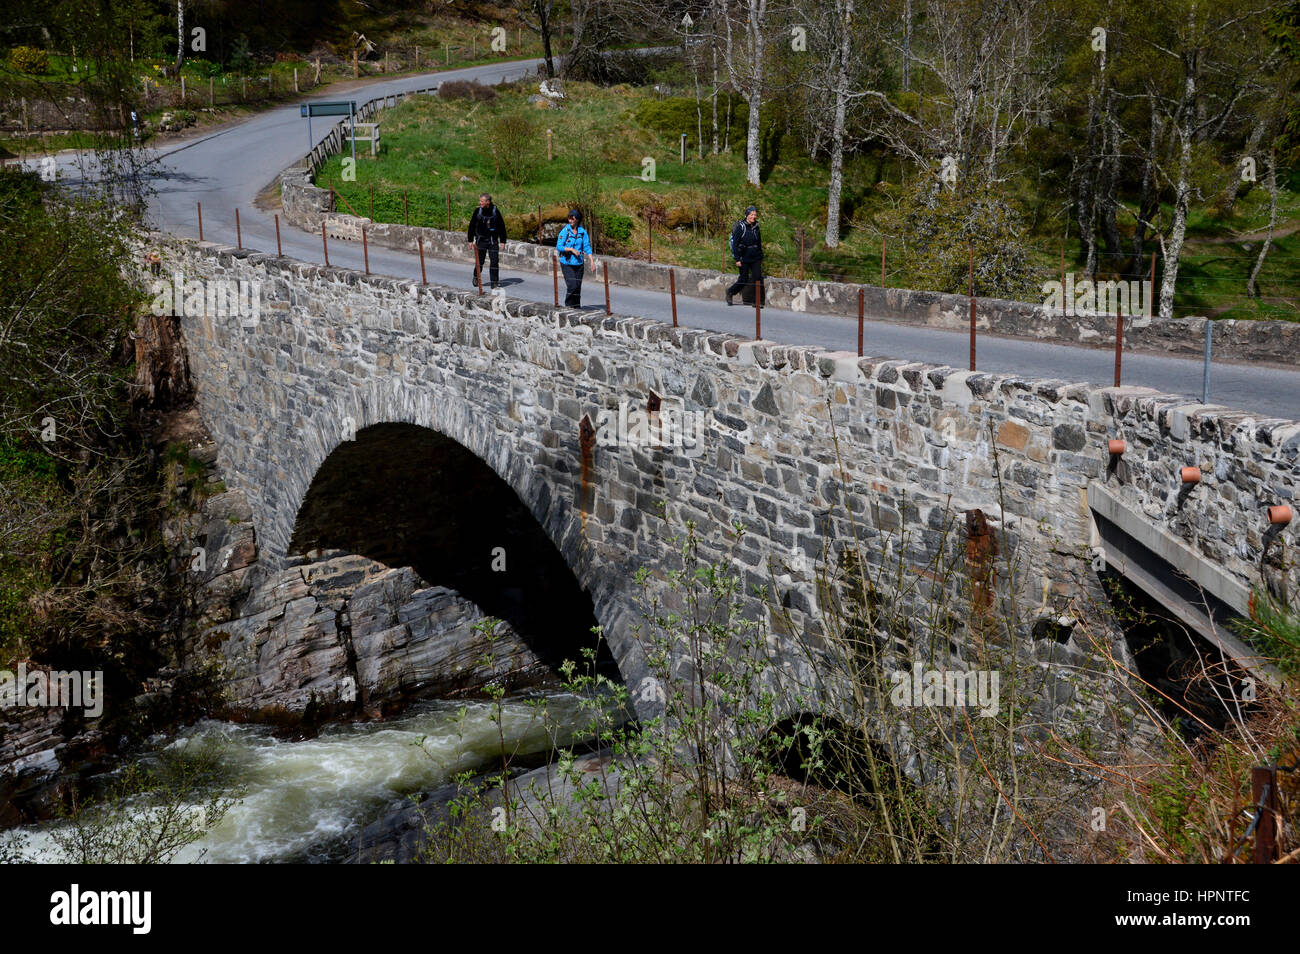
[32,59,1300,423]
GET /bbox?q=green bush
[600,212,633,243]
[8,46,49,74]
[633,94,748,150]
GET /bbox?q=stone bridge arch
[241,370,652,698]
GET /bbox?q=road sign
[301,100,358,164]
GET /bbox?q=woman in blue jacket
[556,209,593,307]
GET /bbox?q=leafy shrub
[486,109,540,186]
[8,46,49,74]
[881,170,1044,299]
[439,80,496,103]
[600,212,633,244]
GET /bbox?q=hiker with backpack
[556,209,593,307]
[725,206,762,306]
[466,193,507,288]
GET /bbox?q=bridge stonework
[157,239,1299,724]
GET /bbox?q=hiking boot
[725,291,734,306]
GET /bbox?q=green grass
[316,80,898,281]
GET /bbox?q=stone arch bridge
[158,239,1298,725]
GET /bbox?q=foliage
[599,211,633,244]
[7,46,49,74]
[438,80,497,102]
[633,94,748,150]
[882,171,1043,299]
[486,108,541,186]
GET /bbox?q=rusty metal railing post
[362,225,369,274]
[858,287,864,357]
[1114,303,1124,387]
[235,207,242,248]
[968,243,976,371]
[275,214,282,256]
[1252,766,1279,863]
[475,245,483,294]
[418,237,427,284]
[552,254,559,307]
[602,261,611,315]
[321,222,329,266]
[669,268,678,327]
[197,201,204,241]
[754,277,762,341]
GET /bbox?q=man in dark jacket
[466,193,507,288]
[725,206,762,306]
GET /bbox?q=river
[10,691,611,864]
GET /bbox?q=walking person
[556,209,592,307]
[725,205,762,306]
[466,193,507,288]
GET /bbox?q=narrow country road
[36,59,1300,423]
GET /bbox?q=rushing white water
[12,692,610,864]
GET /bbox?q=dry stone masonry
[153,237,1299,733]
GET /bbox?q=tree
[1123,0,1284,317]
[724,0,773,186]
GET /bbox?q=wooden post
[275,214,282,256]
[547,129,553,162]
[362,226,370,274]
[181,75,186,103]
[881,237,886,287]
[235,207,242,248]
[1060,246,1066,315]
[294,68,299,92]
[670,269,679,327]
[603,261,611,315]
[858,287,864,357]
[472,35,476,56]
[445,43,449,65]
[1114,302,1124,387]
[553,255,560,306]
[968,243,976,372]
[416,46,420,69]
[353,50,358,78]
[385,51,390,73]
[197,202,204,241]
[322,222,329,266]
[475,245,483,294]
[1149,252,1157,316]
[404,191,409,225]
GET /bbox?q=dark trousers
[561,261,584,306]
[471,240,500,286]
[727,260,763,304]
